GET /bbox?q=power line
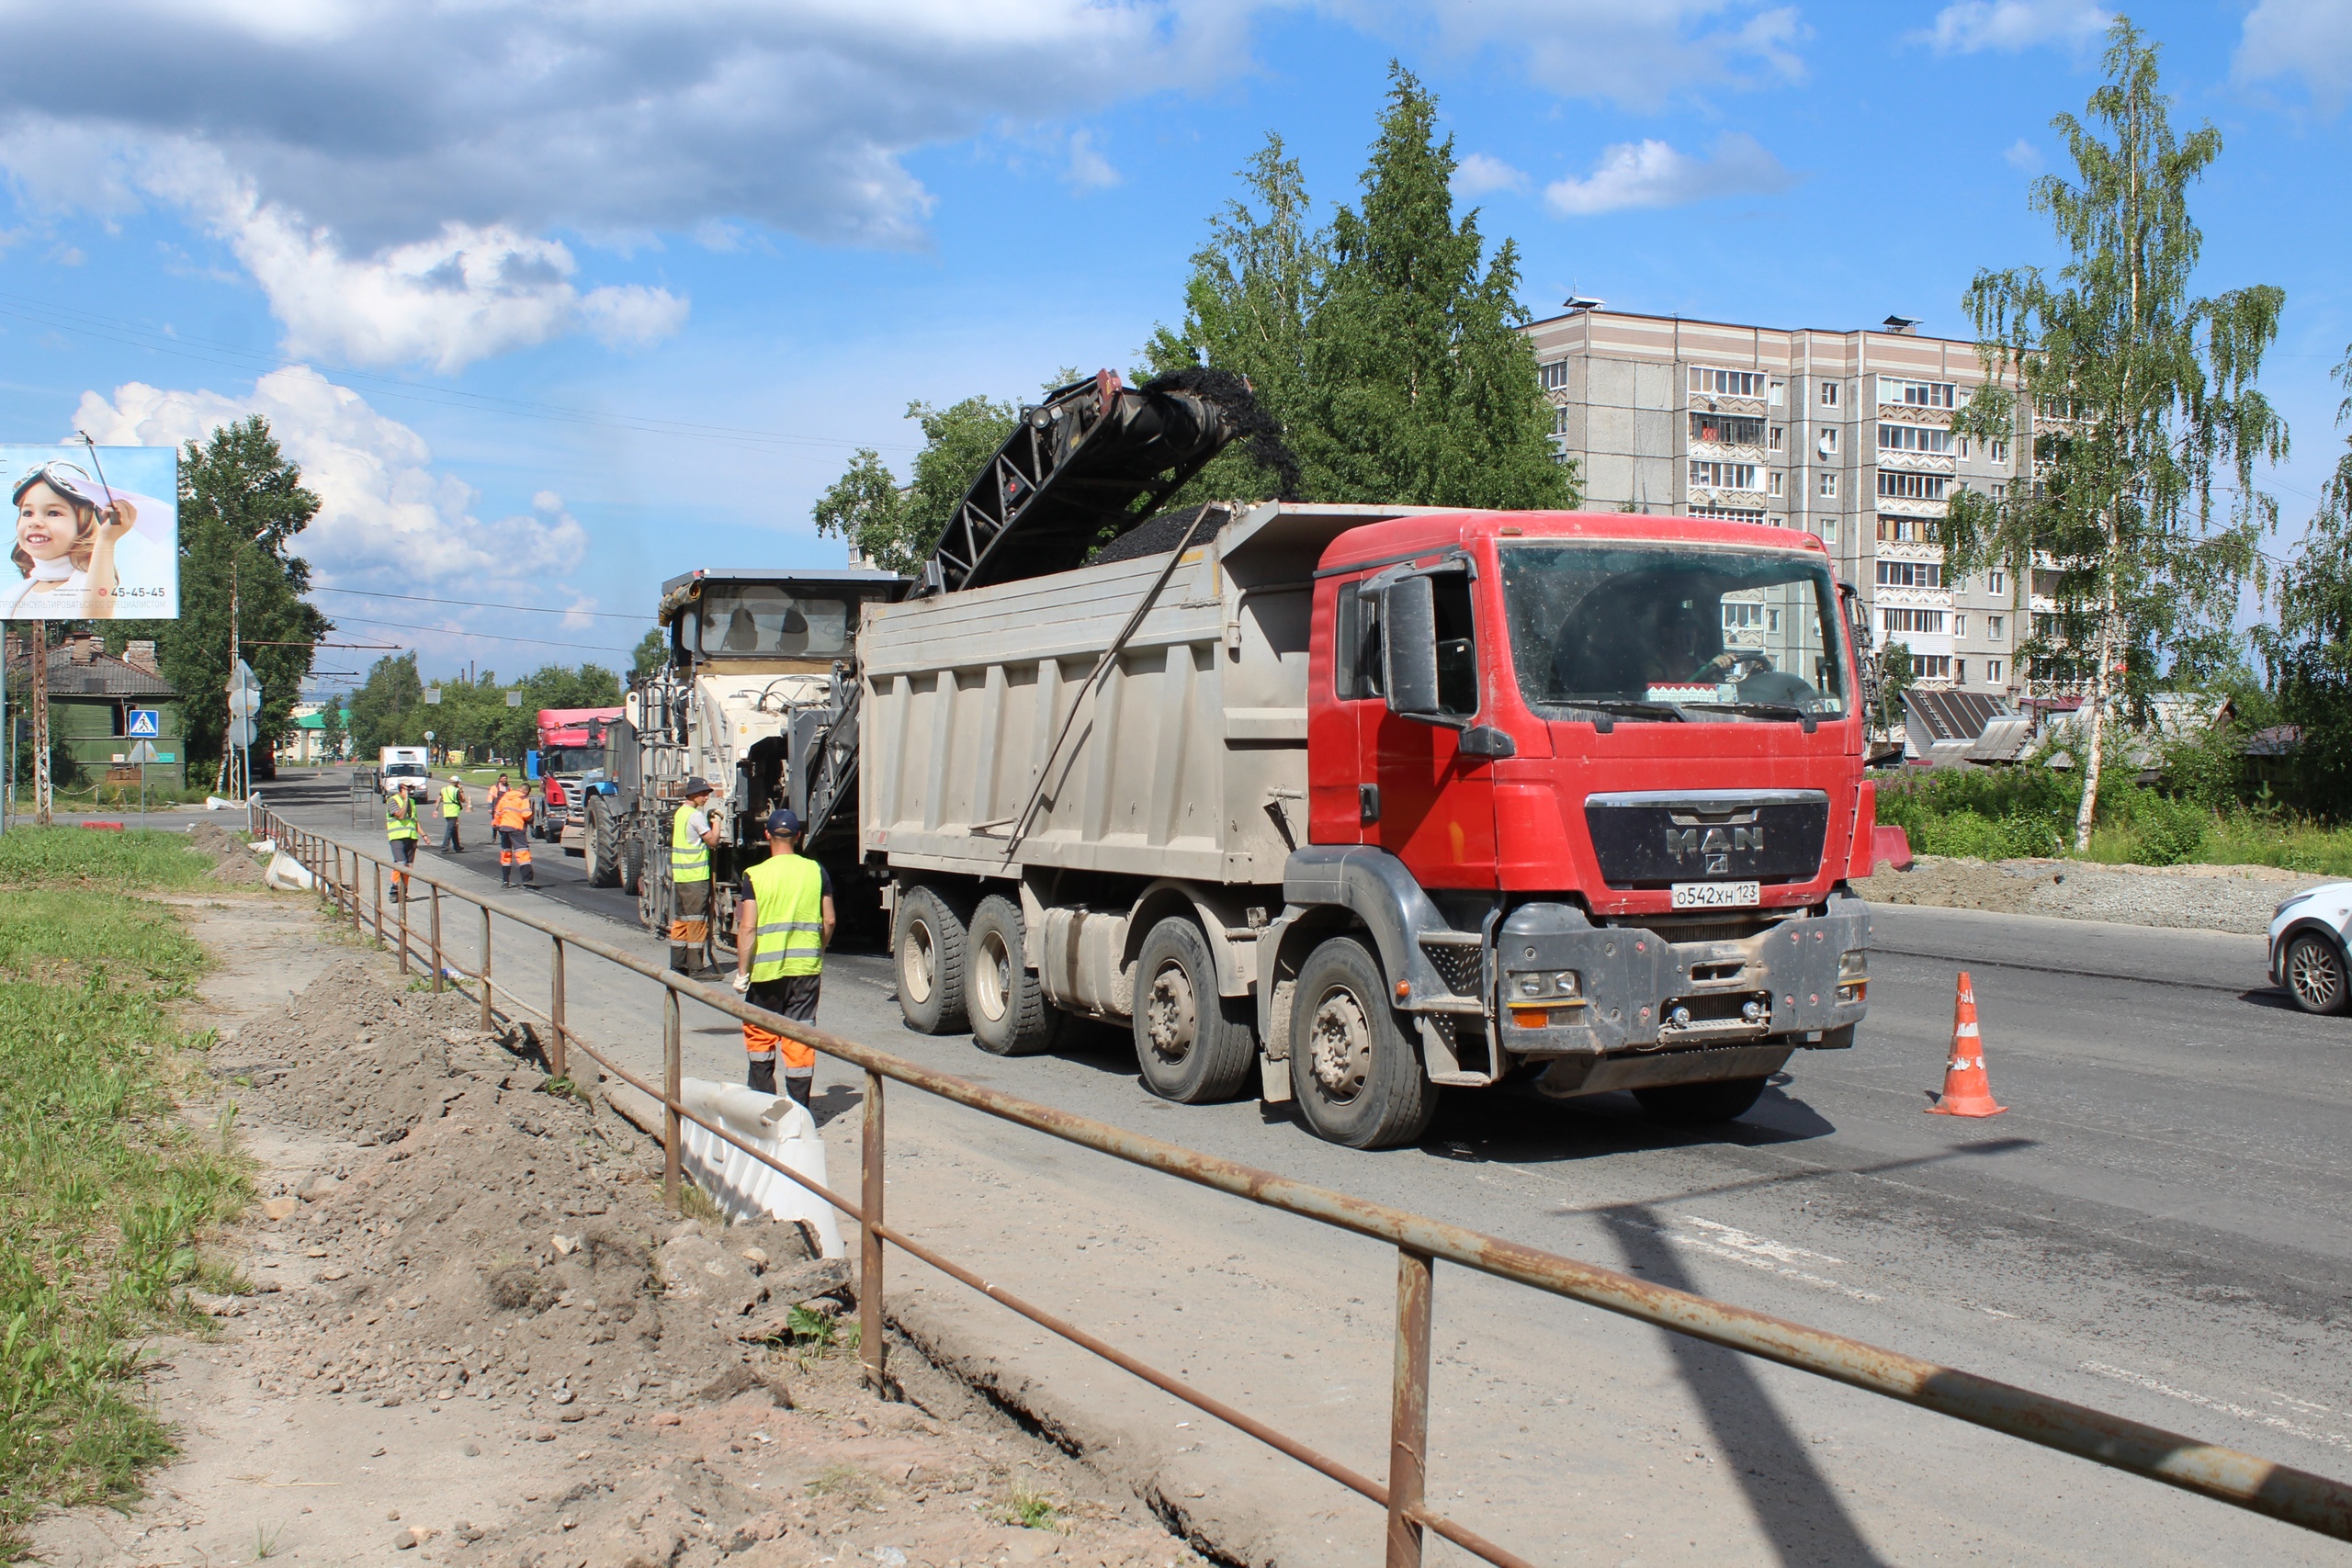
[0,288,921,456]
[309,585,649,621]
[324,612,637,657]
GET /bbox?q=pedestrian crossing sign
[127,708,161,739]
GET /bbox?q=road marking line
[2081,1361,2352,1455]
[1605,1214,1883,1303]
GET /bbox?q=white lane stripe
[2081,1361,2352,1455]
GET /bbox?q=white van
[379,746,431,796]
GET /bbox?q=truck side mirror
[1381,574,1443,719]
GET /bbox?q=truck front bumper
[1495,887,1871,1068]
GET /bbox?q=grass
[993,1484,1065,1531]
[0,836,250,1556]
[0,828,219,893]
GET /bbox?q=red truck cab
[1287,510,1872,1093]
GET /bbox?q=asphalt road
[248,768,2352,1566]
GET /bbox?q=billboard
[2,446,178,620]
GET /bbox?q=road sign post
[127,739,159,829]
[228,661,261,802]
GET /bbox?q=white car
[2270,883,2352,1016]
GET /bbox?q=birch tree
[1948,18,2284,852]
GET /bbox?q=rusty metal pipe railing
[255,811,2352,1552]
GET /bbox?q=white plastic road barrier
[264,852,317,893]
[205,795,243,811]
[675,1077,845,1257]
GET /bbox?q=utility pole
[31,624,50,825]
[227,558,242,801]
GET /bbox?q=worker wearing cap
[385,780,421,900]
[492,776,536,888]
[668,779,723,974]
[438,775,469,853]
[735,807,833,1107]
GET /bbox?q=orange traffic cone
[1926,970,2006,1118]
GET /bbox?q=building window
[1820,380,1840,407]
[1540,360,1570,390]
[1690,460,1762,491]
[1768,471,1783,497]
[1986,569,2007,595]
[1912,654,1951,679]
[1991,482,2007,502]
[1821,427,1839,454]
[1877,470,1948,501]
[1689,412,1767,446]
[1684,503,1769,524]
[1881,378,1957,409]
[1875,560,1943,588]
[1954,614,1968,637]
[1956,436,1971,459]
[1876,515,1942,543]
[1987,659,2004,683]
[1690,367,1767,399]
[1769,380,1785,406]
[1822,514,1838,542]
[1554,406,1570,435]
[1955,658,1968,684]
[1768,424,1783,451]
[1818,470,1838,498]
[1992,439,2010,463]
[1988,615,2006,640]
[1877,423,1956,454]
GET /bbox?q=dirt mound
[1860,855,2324,934]
[184,819,266,886]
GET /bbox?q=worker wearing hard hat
[438,775,469,853]
[492,776,536,888]
[668,777,721,974]
[385,780,421,900]
[734,807,833,1108]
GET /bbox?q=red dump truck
[854,500,1878,1148]
[535,705,624,852]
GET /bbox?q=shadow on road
[1608,1201,1894,1567]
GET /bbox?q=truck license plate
[1672,880,1759,909]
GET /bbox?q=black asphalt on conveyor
[250,767,2351,1566]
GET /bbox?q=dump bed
[858,502,1420,886]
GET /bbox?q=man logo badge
[1666,824,1763,877]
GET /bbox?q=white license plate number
[1672,880,1759,909]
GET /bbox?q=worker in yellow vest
[492,778,535,888]
[733,807,833,1107]
[438,775,468,853]
[668,777,720,975]
[385,781,421,900]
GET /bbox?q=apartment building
[1522,306,2030,694]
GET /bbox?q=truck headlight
[1554,972,1580,996]
[1515,975,1545,998]
[1837,948,1866,1003]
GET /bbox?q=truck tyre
[895,885,969,1034]
[1135,916,1255,1102]
[584,799,621,888]
[1288,935,1438,1149]
[621,829,645,900]
[967,896,1060,1056]
[1633,1076,1770,1126]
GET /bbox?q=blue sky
[0,0,2345,688]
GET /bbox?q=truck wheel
[1633,1077,1770,1126]
[1135,916,1254,1102]
[894,885,969,1034]
[584,800,621,888]
[1288,935,1438,1149]
[637,850,665,933]
[621,831,645,899]
[967,896,1059,1056]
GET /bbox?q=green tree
[631,628,667,680]
[318,698,347,762]
[1949,19,2286,852]
[812,397,1020,575]
[2253,344,2352,817]
[347,653,424,755]
[104,416,329,781]
[1146,135,1325,502]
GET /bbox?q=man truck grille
[1583,790,1830,888]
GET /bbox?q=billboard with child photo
[2,446,178,620]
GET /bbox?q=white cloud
[2005,138,2041,171]
[1921,1,2110,54]
[72,367,587,589]
[2235,0,2352,114]
[1452,152,1530,197]
[1544,133,1799,217]
[1063,130,1122,191]
[1384,0,1804,110]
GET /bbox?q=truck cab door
[1364,563,1499,890]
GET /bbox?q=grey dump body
[858,500,1868,1107]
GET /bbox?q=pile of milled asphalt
[1860,855,2324,933]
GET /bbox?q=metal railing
[252,807,2352,1562]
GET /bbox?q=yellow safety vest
[671,803,710,884]
[743,853,824,981]
[386,796,419,841]
[441,783,463,818]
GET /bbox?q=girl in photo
[8,461,135,619]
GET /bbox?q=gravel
[1859,855,2330,935]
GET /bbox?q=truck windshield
[1498,543,1846,722]
[689,586,850,658]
